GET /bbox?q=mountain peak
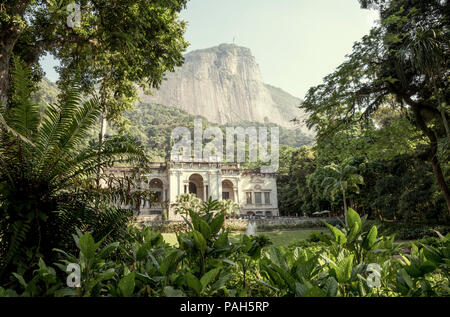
[186,43,253,57]
[140,44,310,133]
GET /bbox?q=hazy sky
[40,0,378,99]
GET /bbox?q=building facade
[108,161,279,221]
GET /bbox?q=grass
[162,228,328,247]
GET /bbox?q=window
[264,192,270,205]
[246,192,253,204]
[189,182,197,195]
[255,192,262,204]
[222,191,230,200]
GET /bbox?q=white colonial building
[107,161,279,221]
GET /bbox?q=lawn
[162,228,328,247]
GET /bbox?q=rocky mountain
[140,44,311,135]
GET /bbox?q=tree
[398,26,450,139]
[301,0,450,214]
[321,162,364,225]
[217,199,239,226]
[174,193,203,216]
[277,145,317,216]
[0,0,189,107]
[0,58,148,280]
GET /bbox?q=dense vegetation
[299,0,449,218]
[0,0,449,298]
[1,205,448,297]
[279,0,449,227]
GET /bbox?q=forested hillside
[122,103,314,161]
[34,78,314,161]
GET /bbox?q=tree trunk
[430,151,450,215]
[0,33,19,107]
[408,101,450,215]
[342,190,348,226]
[95,111,107,188]
[433,74,450,140]
[0,1,31,107]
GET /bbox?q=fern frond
[9,56,40,139]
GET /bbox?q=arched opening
[149,178,163,189]
[149,178,163,201]
[146,178,164,212]
[221,179,235,201]
[188,174,204,200]
[188,182,197,195]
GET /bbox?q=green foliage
[1,207,449,297]
[1,0,189,120]
[176,208,234,295]
[277,145,319,216]
[259,209,449,297]
[0,60,148,282]
[318,161,364,222]
[300,0,450,216]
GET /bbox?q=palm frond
[55,135,148,186]
[39,96,102,179]
[0,112,34,146]
[9,56,40,139]
[35,86,85,170]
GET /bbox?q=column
[207,172,211,200]
[177,172,181,196]
[169,171,177,203]
[216,171,221,200]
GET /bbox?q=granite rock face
[140,44,310,133]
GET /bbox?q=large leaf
[304,286,326,297]
[87,268,115,290]
[362,226,378,250]
[118,272,135,297]
[324,277,338,297]
[164,286,185,297]
[324,222,347,245]
[397,269,414,289]
[346,208,362,233]
[347,221,360,242]
[333,255,354,283]
[214,231,229,249]
[160,249,183,275]
[78,233,98,259]
[200,268,221,290]
[190,211,211,240]
[189,210,202,231]
[186,272,202,295]
[192,230,207,255]
[210,213,224,235]
[12,273,27,288]
[54,288,79,297]
[98,242,120,259]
